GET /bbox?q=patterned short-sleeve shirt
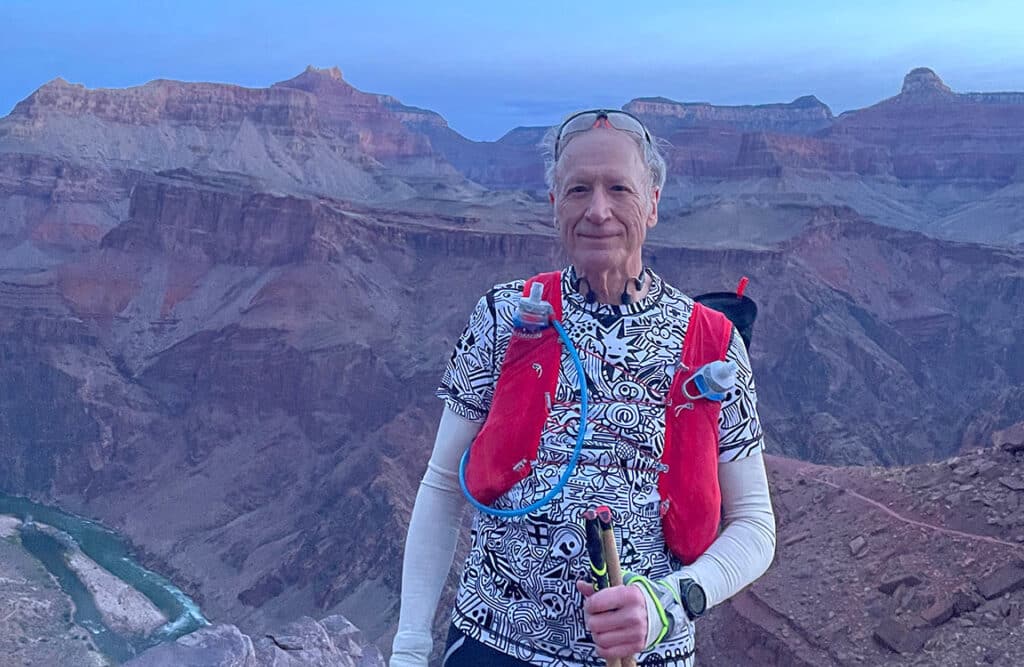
[437,268,764,666]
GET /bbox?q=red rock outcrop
[272,66,441,164]
[10,76,321,131]
[0,66,462,203]
[827,68,1024,184]
[733,132,892,177]
[625,95,834,134]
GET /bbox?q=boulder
[976,564,1024,600]
[920,599,956,627]
[124,624,257,667]
[127,615,384,667]
[878,574,922,595]
[873,619,930,654]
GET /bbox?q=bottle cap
[705,361,737,393]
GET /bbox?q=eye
[610,184,633,193]
[566,185,589,195]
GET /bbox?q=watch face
[688,583,707,615]
[681,580,707,616]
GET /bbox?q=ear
[646,187,660,229]
[549,191,555,205]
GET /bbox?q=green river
[1,493,208,664]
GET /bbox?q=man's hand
[576,579,647,659]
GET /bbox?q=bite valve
[515,282,554,331]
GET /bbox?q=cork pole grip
[598,512,637,667]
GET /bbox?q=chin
[571,250,626,274]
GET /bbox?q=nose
[584,187,612,224]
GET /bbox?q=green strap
[623,571,671,648]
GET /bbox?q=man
[391,110,776,666]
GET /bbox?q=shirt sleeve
[635,451,777,648]
[391,408,481,667]
[435,294,498,422]
[718,326,765,462]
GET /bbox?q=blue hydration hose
[458,319,588,518]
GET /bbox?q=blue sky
[2,0,1023,140]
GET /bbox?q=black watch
[678,579,707,620]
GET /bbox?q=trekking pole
[595,505,637,667]
[584,514,610,591]
[583,509,621,667]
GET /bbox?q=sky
[2,0,1023,141]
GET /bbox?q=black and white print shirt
[437,268,764,666]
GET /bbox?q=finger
[576,579,596,599]
[593,627,643,650]
[592,628,646,658]
[583,584,637,615]
[585,598,648,636]
[593,635,638,659]
[586,606,645,635]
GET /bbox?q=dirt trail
[766,454,1024,554]
[806,476,1024,554]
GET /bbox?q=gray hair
[540,115,668,193]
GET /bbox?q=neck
[573,263,649,305]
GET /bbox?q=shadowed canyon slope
[1,65,1024,662]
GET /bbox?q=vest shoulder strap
[682,301,734,367]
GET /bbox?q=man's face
[551,130,659,276]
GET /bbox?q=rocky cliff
[827,68,1024,185]
[410,69,1024,245]
[2,66,1024,664]
[0,66,466,205]
[624,94,835,134]
[698,437,1024,666]
[3,176,1023,653]
[125,614,384,667]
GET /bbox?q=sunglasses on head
[554,109,652,159]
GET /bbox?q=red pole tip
[736,276,749,298]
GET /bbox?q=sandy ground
[0,533,109,666]
[33,523,169,636]
[0,514,21,538]
[64,548,168,636]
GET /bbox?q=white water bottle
[683,360,737,401]
[515,283,553,331]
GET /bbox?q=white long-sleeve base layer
[389,408,776,667]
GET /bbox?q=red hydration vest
[462,272,734,565]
